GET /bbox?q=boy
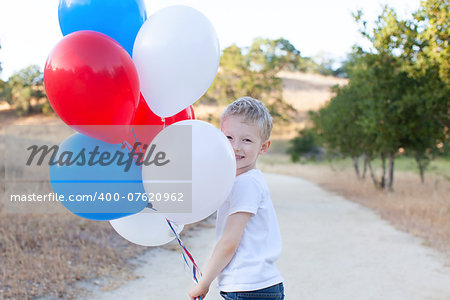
[189,97,285,300]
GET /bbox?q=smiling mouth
[235,155,245,160]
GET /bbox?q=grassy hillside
[193,71,347,139]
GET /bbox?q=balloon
[49,133,147,221]
[125,94,196,148]
[141,120,236,224]
[44,31,140,144]
[132,94,196,126]
[165,105,195,126]
[110,208,184,246]
[58,0,147,56]
[133,5,220,118]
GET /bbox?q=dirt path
[83,173,450,300]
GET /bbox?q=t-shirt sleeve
[227,176,261,216]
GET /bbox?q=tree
[5,65,50,115]
[304,1,448,189]
[414,0,449,85]
[0,42,5,100]
[287,128,321,162]
[0,79,9,102]
[248,37,302,72]
[201,40,297,123]
[374,1,450,183]
[311,73,378,180]
[352,3,448,188]
[405,0,449,182]
[0,42,2,75]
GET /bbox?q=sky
[0,0,422,81]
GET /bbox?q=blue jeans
[220,282,285,300]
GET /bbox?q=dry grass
[0,212,148,299]
[0,101,12,111]
[278,71,347,113]
[0,210,201,299]
[259,154,450,260]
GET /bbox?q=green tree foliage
[286,128,321,162]
[414,0,449,85]
[200,38,343,123]
[200,37,338,123]
[301,1,449,189]
[4,65,52,115]
[0,43,5,101]
[201,38,298,123]
[400,0,450,181]
[0,78,9,103]
[249,38,302,72]
[0,42,2,75]
[310,77,377,180]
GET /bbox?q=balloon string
[122,140,132,152]
[142,122,201,299]
[166,218,203,300]
[122,140,142,171]
[149,205,202,296]
[165,218,203,284]
[131,126,144,154]
[122,126,146,170]
[122,141,139,165]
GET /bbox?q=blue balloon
[58,0,147,56]
[49,133,148,221]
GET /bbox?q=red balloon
[125,94,195,149]
[132,94,165,126]
[165,105,195,126]
[44,30,140,144]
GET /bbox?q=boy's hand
[188,281,209,300]
[188,212,251,300]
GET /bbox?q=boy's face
[221,115,270,176]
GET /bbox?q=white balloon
[142,120,236,224]
[133,5,220,118]
[110,208,184,246]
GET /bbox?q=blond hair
[221,96,273,141]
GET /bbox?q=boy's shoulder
[225,169,269,214]
[236,168,262,181]
[234,169,267,191]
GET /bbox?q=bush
[287,128,323,162]
[3,65,52,116]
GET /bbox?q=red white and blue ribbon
[124,125,203,299]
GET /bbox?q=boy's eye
[226,136,232,140]
[243,139,252,142]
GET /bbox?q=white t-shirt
[216,168,283,292]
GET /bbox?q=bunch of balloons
[45,0,236,247]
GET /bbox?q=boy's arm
[188,212,252,300]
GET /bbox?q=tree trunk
[415,155,425,184]
[419,163,425,184]
[362,154,369,179]
[380,154,386,189]
[327,157,338,172]
[352,156,361,179]
[367,159,379,188]
[387,152,395,191]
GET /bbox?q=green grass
[261,154,449,181]
[353,156,450,179]
[264,139,450,179]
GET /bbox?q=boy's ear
[259,140,271,155]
